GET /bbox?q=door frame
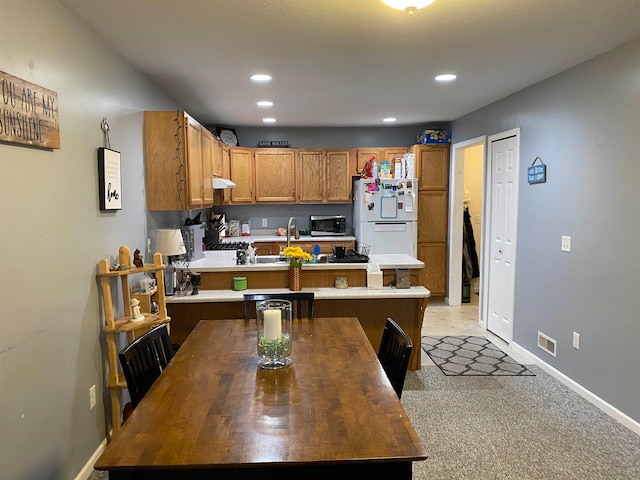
[482,128,520,336]
[447,135,486,307]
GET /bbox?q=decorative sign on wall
[527,157,546,184]
[0,70,60,149]
[98,147,122,211]
[257,140,290,148]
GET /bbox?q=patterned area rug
[422,336,535,376]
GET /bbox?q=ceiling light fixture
[380,0,436,15]
[383,117,397,123]
[435,73,457,82]
[263,117,276,123]
[250,74,272,83]
[257,101,274,107]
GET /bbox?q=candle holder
[256,299,292,369]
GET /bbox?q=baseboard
[74,430,112,480]
[511,342,640,436]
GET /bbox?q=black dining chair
[243,292,315,320]
[118,324,175,409]
[377,317,413,399]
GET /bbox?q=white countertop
[166,286,431,304]
[179,251,424,272]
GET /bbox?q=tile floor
[421,294,531,366]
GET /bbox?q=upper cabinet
[218,148,354,205]
[297,149,352,203]
[354,147,411,178]
[211,134,224,178]
[414,144,449,190]
[254,149,296,202]
[144,111,215,211]
[297,150,324,203]
[228,147,254,204]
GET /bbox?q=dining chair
[118,324,175,409]
[243,292,314,320]
[377,317,413,399]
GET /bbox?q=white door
[485,131,519,342]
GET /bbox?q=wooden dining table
[95,317,428,479]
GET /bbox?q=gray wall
[452,37,640,422]
[0,1,177,478]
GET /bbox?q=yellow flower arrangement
[282,246,312,267]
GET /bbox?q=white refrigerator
[353,178,418,256]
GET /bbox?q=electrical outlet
[89,385,97,409]
[561,235,571,252]
[572,332,580,349]
[262,218,268,227]
[146,238,151,254]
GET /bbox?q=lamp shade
[155,229,186,257]
[380,0,435,13]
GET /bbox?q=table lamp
[156,228,186,296]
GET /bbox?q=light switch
[561,235,571,252]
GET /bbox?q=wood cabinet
[412,144,450,298]
[211,135,223,178]
[97,249,170,433]
[298,149,352,203]
[144,111,214,211]
[228,147,254,204]
[297,150,324,203]
[354,147,410,178]
[254,149,296,202]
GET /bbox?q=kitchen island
[168,252,429,370]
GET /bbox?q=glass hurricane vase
[256,299,293,369]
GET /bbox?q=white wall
[0,1,176,478]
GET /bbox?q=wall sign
[527,157,546,184]
[257,140,289,148]
[0,70,60,149]
[98,147,122,211]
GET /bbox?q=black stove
[206,241,249,251]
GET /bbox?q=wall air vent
[537,331,557,357]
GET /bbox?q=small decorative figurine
[190,272,202,295]
[130,298,144,322]
[133,249,143,268]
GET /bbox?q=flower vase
[289,265,302,291]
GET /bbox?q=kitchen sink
[254,255,287,264]
[253,255,329,264]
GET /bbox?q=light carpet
[402,366,640,479]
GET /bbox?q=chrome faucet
[286,216,299,247]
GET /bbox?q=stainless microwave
[310,215,347,236]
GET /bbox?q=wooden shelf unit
[97,250,170,434]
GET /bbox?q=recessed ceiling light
[250,74,272,83]
[263,117,276,123]
[435,74,457,82]
[383,117,397,123]
[257,101,274,107]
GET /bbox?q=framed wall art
[98,147,122,210]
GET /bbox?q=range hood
[212,178,236,189]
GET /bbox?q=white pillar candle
[263,309,282,340]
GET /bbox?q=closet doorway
[447,136,486,319]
